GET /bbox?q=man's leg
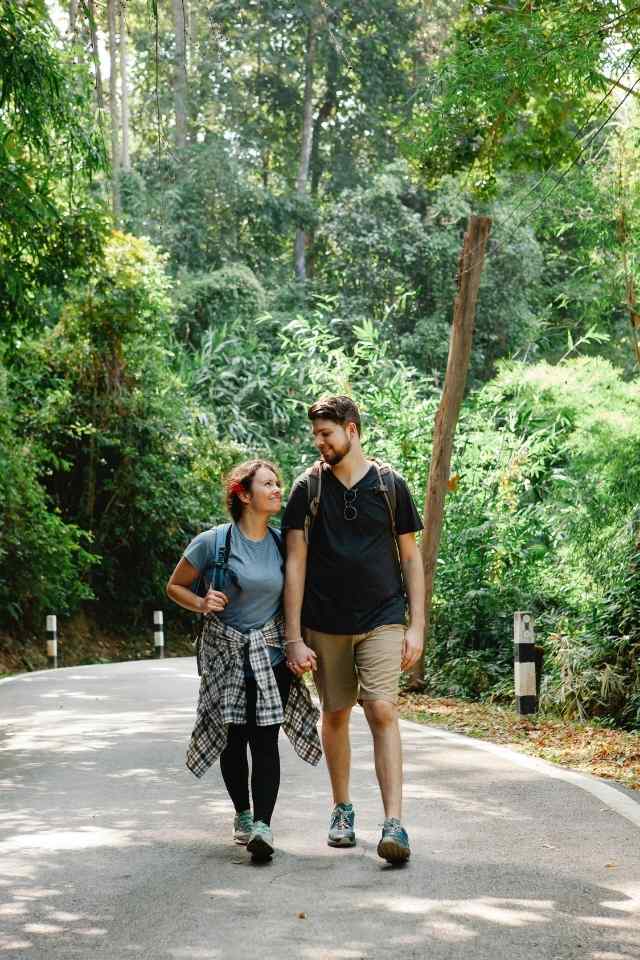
[355,624,405,820]
[321,706,352,805]
[362,699,402,819]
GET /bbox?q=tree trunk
[616,137,640,366]
[107,0,120,216]
[172,0,188,149]
[294,10,320,282]
[120,1,130,171]
[406,215,492,690]
[69,0,78,38]
[87,0,104,110]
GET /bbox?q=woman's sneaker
[246,820,274,861]
[377,818,410,864]
[233,810,253,845]
[327,802,356,847]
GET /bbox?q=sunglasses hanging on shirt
[343,488,358,521]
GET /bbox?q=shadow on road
[1,663,639,958]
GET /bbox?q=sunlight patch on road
[364,895,555,930]
[0,826,139,853]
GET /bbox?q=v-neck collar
[328,463,375,492]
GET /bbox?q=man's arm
[398,532,425,672]
[284,529,317,675]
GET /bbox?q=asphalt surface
[1,658,639,960]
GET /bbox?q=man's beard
[322,437,351,465]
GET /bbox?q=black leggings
[219,661,292,825]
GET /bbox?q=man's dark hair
[307,395,361,435]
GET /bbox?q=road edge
[398,714,640,830]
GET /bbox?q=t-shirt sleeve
[394,475,423,536]
[281,479,309,531]
[183,530,213,573]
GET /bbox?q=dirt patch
[0,610,194,677]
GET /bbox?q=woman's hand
[285,639,317,676]
[201,589,229,614]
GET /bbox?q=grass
[398,693,640,792]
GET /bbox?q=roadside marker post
[46,615,58,669]
[514,612,538,715]
[153,610,165,658]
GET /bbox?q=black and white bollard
[153,610,165,658]
[514,611,537,715]
[46,615,58,669]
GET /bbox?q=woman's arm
[166,558,228,614]
[284,530,317,674]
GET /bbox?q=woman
[167,460,321,862]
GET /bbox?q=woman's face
[247,466,282,516]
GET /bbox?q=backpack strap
[371,459,405,589]
[268,526,285,571]
[371,460,398,541]
[303,460,326,545]
[210,522,232,591]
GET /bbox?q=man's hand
[285,639,317,676]
[401,623,424,672]
[201,589,229,614]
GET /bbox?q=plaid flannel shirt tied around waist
[186,613,321,778]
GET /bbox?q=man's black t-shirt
[282,464,423,635]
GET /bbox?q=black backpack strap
[303,460,325,545]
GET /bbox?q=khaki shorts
[304,623,405,712]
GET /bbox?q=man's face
[312,418,353,465]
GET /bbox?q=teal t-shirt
[184,523,284,671]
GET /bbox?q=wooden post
[407,215,492,689]
[514,612,537,715]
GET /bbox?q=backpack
[192,523,285,675]
[301,459,402,575]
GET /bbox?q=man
[282,395,425,864]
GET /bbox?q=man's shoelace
[383,820,407,841]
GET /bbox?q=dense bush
[0,367,96,634]
[426,358,640,726]
[9,232,242,627]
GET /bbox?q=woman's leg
[219,722,250,813]
[248,661,292,825]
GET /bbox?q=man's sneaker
[233,809,253,845]
[246,820,274,861]
[377,818,410,864]
[327,802,356,848]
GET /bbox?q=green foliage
[403,1,640,194]
[0,0,107,337]
[316,165,543,380]
[426,358,640,725]
[0,365,96,633]
[10,232,241,625]
[173,265,266,344]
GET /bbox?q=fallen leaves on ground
[398,693,640,792]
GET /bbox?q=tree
[294,7,320,281]
[171,0,188,148]
[108,0,121,214]
[120,1,131,171]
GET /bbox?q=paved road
[1,659,639,960]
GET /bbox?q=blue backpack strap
[268,526,285,570]
[210,522,232,591]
